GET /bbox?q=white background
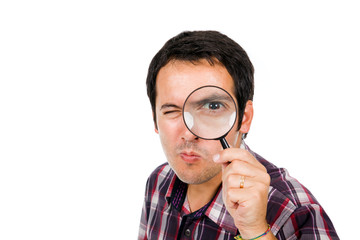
[1,1,359,239]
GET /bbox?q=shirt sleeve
[277,203,339,240]
[138,178,150,240]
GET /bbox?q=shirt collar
[205,186,238,235]
[166,175,187,211]
[165,173,238,235]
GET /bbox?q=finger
[223,160,268,180]
[225,188,268,209]
[214,148,266,171]
[225,188,253,209]
[223,174,252,189]
[223,173,269,191]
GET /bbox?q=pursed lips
[179,150,201,163]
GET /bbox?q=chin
[171,165,221,185]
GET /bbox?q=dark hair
[146,30,254,132]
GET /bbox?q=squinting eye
[164,111,176,115]
[163,110,181,117]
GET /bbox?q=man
[139,31,338,239]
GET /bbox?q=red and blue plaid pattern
[138,145,339,239]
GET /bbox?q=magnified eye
[182,86,237,141]
[203,102,223,110]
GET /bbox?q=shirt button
[185,229,191,237]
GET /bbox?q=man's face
[155,59,241,185]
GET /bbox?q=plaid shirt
[138,145,339,239]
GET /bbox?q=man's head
[146,31,255,185]
[146,30,254,132]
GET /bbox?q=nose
[181,122,199,141]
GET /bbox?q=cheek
[157,118,184,160]
[225,128,241,148]
[157,117,183,142]
[204,140,224,156]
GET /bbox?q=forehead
[155,59,235,108]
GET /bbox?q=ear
[240,100,254,133]
[153,112,159,134]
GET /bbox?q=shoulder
[250,149,317,207]
[145,163,175,197]
[249,148,338,238]
[147,162,174,184]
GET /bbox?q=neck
[187,172,222,212]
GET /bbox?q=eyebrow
[188,94,233,108]
[160,103,181,111]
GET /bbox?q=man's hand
[213,148,272,239]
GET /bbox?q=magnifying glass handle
[220,138,230,149]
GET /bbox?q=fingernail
[213,154,220,162]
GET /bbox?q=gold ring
[239,175,245,189]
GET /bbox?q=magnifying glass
[182,85,237,149]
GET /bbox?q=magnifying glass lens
[183,86,237,140]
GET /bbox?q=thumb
[213,153,230,170]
